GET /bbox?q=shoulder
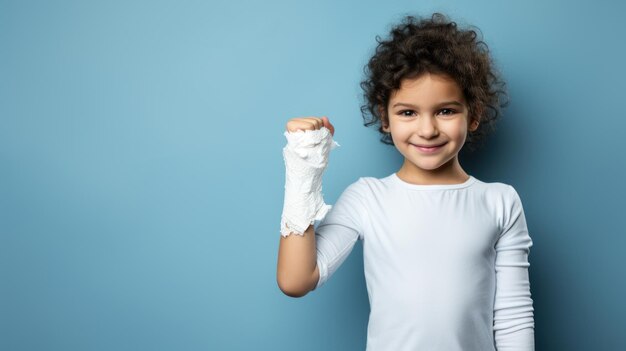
[337,175,393,205]
[340,176,374,199]
[471,178,525,226]
[471,177,521,203]
[343,175,394,198]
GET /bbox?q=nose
[416,115,439,139]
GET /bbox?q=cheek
[389,125,409,137]
[448,123,469,140]
[457,125,468,136]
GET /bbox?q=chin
[409,161,445,171]
[421,164,447,171]
[415,155,458,170]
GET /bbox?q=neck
[397,157,469,185]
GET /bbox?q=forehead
[390,73,465,103]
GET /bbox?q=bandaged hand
[280,117,340,237]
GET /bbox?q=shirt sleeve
[493,185,535,350]
[313,178,367,290]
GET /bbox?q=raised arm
[276,117,336,297]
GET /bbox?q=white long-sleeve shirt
[313,173,535,351]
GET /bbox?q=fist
[285,116,335,136]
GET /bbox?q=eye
[438,108,457,116]
[398,110,416,117]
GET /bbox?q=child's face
[382,72,479,181]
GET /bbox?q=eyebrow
[392,101,464,109]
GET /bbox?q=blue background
[2,0,625,350]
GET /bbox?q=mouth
[411,142,447,153]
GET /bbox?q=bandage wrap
[280,127,340,237]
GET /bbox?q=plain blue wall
[2,0,625,350]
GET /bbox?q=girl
[277,13,534,351]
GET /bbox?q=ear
[379,106,389,132]
[469,119,480,132]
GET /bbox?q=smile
[411,142,447,153]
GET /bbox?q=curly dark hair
[360,12,509,152]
